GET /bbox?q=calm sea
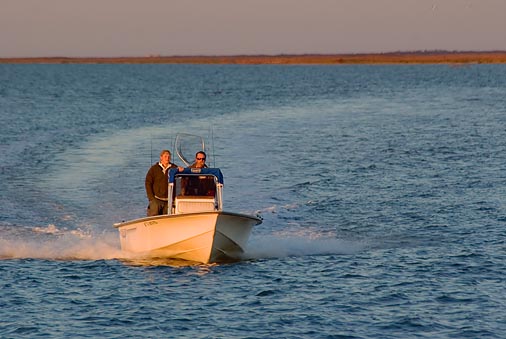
[1,64,505,338]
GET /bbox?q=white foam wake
[244,234,368,260]
[0,224,123,260]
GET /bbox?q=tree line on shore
[2,51,506,64]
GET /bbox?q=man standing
[145,150,178,216]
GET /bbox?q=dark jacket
[189,163,208,168]
[145,162,177,201]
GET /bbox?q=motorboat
[113,135,262,264]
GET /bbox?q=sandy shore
[2,52,506,64]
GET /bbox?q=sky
[1,0,505,58]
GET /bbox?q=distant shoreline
[2,52,506,64]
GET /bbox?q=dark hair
[196,151,206,159]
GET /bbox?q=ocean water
[1,63,505,338]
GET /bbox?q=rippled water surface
[1,64,506,338]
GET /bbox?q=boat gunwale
[113,210,262,228]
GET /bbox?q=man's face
[195,153,206,168]
[160,152,170,166]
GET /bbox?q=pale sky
[1,0,505,57]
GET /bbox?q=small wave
[255,202,304,214]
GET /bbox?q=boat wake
[0,224,123,261]
[0,220,370,263]
[244,234,369,260]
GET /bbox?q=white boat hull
[114,211,261,264]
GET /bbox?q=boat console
[168,168,224,215]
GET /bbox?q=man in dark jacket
[145,150,179,216]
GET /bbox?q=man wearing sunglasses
[190,151,208,169]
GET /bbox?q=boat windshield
[174,133,205,167]
[174,175,217,197]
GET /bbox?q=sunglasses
[196,157,206,160]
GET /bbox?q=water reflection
[119,256,218,268]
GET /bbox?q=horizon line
[2,50,506,64]
[2,49,506,59]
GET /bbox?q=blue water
[1,64,505,338]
